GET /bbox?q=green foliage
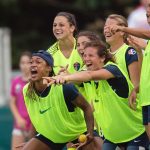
[0,0,137,69]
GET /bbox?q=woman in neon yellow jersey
[104,14,140,89]
[47,12,83,74]
[22,50,94,150]
[109,4,150,141]
[43,42,149,150]
[61,31,104,150]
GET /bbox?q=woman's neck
[109,41,124,52]
[59,36,74,52]
[34,80,48,93]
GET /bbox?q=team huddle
[10,1,150,150]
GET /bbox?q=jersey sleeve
[63,84,79,102]
[103,64,124,78]
[125,47,138,66]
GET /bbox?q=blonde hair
[107,14,128,43]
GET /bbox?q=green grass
[0,106,13,150]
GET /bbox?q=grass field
[0,106,13,150]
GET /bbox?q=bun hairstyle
[56,12,77,35]
[84,41,114,64]
[106,14,128,44]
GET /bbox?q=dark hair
[84,41,114,64]
[56,12,77,35]
[26,50,54,101]
[20,51,32,60]
[106,14,128,44]
[76,31,101,43]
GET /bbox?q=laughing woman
[47,12,83,74]
[22,50,94,150]
[44,42,149,150]
[104,14,140,89]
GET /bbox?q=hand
[109,25,124,34]
[43,77,56,86]
[70,133,94,150]
[129,89,137,110]
[43,75,67,85]
[58,64,69,75]
[16,117,26,129]
[127,36,146,53]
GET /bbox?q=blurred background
[0,0,146,149]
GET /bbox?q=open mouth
[54,31,63,36]
[86,63,92,67]
[31,69,38,77]
[104,32,112,38]
[31,70,38,74]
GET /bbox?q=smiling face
[77,36,91,58]
[30,56,52,82]
[104,18,124,45]
[83,47,104,71]
[53,16,75,40]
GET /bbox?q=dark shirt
[38,84,79,112]
[103,64,129,98]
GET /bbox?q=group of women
[12,2,150,150]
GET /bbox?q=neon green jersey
[76,81,95,103]
[93,62,144,143]
[76,67,95,104]
[114,43,130,78]
[23,84,86,143]
[47,39,83,74]
[139,41,150,106]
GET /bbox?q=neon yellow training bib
[93,62,144,143]
[139,40,150,106]
[47,39,83,74]
[23,84,87,143]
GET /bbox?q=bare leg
[11,134,25,150]
[22,138,51,150]
[145,124,150,140]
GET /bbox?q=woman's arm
[9,96,26,129]
[127,36,145,74]
[43,68,115,85]
[110,25,150,39]
[72,94,94,139]
[128,61,140,88]
[55,69,115,84]
[122,27,150,39]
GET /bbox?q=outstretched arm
[110,25,150,39]
[43,69,115,85]
[122,27,150,39]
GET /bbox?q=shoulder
[126,47,137,55]
[47,42,59,55]
[11,76,22,84]
[63,83,78,93]
[103,64,124,78]
[125,47,138,65]
[62,84,79,101]
[23,83,29,94]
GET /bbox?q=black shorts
[142,105,150,125]
[104,132,149,149]
[35,130,100,150]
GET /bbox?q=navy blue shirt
[125,47,138,76]
[103,64,129,98]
